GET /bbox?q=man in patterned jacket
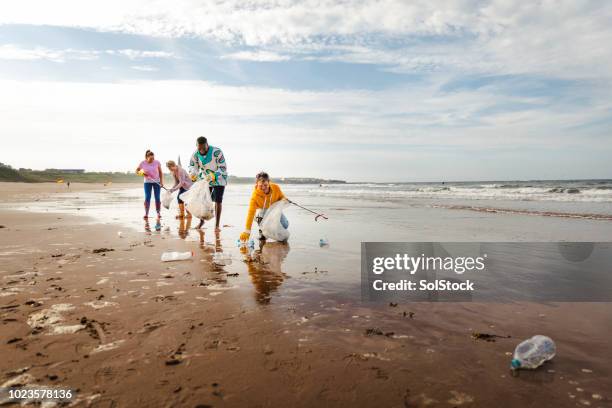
[188,136,228,230]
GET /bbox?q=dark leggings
[144,182,161,204]
[177,187,186,204]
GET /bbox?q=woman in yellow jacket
[239,172,289,241]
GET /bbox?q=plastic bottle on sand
[511,335,556,372]
[212,252,232,266]
[161,251,194,262]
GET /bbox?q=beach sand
[1,183,611,407]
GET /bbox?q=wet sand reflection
[177,217,192,239]
[244,242,290,304]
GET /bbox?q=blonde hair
[166,160,179,183]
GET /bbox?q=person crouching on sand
[166,160,193,219]
[136,150,163,220]
[239,171,289,242]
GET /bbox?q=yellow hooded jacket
[245,182,285,230]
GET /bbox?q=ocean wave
[431,204,612,221]
[548,187,581,194]
[416,186,450,192]
[302,185,612,203]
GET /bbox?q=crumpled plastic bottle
[511,335,556,372]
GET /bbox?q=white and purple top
[169,167,193,192]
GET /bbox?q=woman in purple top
[136,150,164,219]
[166,160,193,219]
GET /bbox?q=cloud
[0,1,610,179]
[106,49,177,59]
[1,1,611,79]
[0,77,609,179]
[0,44,178,63]
[130,65,158,71]
[0,44,99,62]
[0,77,608,146]
[220,51,290,62]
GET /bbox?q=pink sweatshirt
[169,167,193,192]
[139,160,161,183]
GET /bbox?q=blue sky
[0,1,611,182]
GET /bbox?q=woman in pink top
[136,150,164,219]
[166,160,193,219]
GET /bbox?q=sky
[0,1,611,182]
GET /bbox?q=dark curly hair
[256,171,269,182]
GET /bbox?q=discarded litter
[319,238,329,247]
[511,335,556,372]
[236,238,255,249]
[365,328,394,337]
[92,248,114,254]
[471,332,511,342]
[117,231,123,238]
[212,252,232,266]
[161,251,194,262]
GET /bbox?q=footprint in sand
[84,300,118,309]
[91,339,125,354]
[447,390,474,405]
[27,303,85,335]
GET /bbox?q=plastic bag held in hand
[161,189,174,210]
[260,200,290,242]
[180,180,215,220]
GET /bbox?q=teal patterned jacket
[188,146,228,186]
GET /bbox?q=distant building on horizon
[45,168,85,174]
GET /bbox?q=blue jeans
[144,182,161,204]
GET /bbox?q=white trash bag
[260,200,290,242]
[161,189,174,210]
[181,180,215,220]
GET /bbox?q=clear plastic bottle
[212,252,232,266]
[161,251,193,262]
[511,335,556,371]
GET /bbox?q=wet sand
[0,182,138,201]
[1,184,611,407]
